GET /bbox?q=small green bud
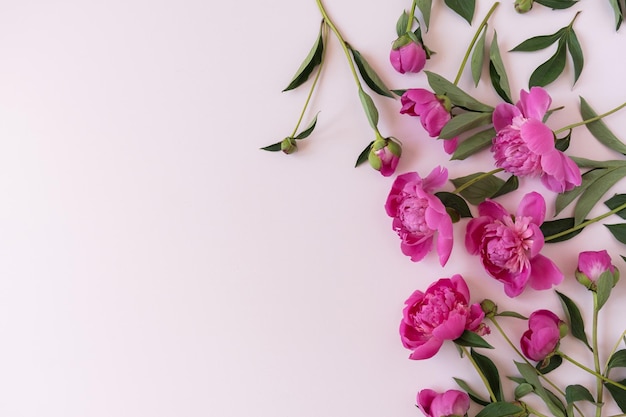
[280,137,297,154]
[558,321,569,339]
[514,0,533,13]
[480,299,497,317]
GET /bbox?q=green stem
[554,101,626,135]
[315,0,382,136]
[406,0,418,33]
[593,293,603,417]
[453,168,504,194]
[460,345,498,402]
[453,2,500,85]
[290,22,327,138]
[544,201,626,242]
[559,351,626,391]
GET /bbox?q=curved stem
[559,351,626,391]
[544,201,626,242]
[453,2,500,85]
[460,345,498,402]
[290,22,327,138]
[554,101,626,135]
[593,293,603,417]
[453,168,504,194]
[406,0,418,33]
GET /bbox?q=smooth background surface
[0,1,625,416]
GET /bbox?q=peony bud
[368,138,401,177]
[390,35,427,74]
[480,299,498,318]
[280,137,297,154]
[520,310,564,362]
[514,0,533,13]
[417,389,470,417]
[575,250,620,290]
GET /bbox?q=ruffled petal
[436,216,453,266]
[517,191,546,225]
[528,254,564,290]
[540,150,582,192]
[401,236,434,262]
[408,336,443,360]
[422,166,448,191]
[478,199,508,220]
[432,310,466,340]
[493,103,520,132]
[518,87,551,120]
[520,118,554,155]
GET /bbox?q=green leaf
[396,11,409,37]
[451,172,506,205]
[580,97,626,155]
[454,330,494,349]
[510,28,565,52]
[515,362,567,417]
[515,383,534,399]
[536,354,563,374]
[491,175,519,199]
[555,169,608,216]
[566,30,584,85]
[535,0,578,9]
[425,71,493,112]
[443,0,475,24]
[556,290,592,350]
[350,48,394,98]
[605,194,626,219]
[451,128,495,160]
[472,349,504,401]
[260,141,284,152]
[608,0,624,31]
[596,270,615,310]
[541,218,585,243]
[529,38,567,88]
[294,113,320,139]
[471,26,487,86]
[439,112,493,139]
[555,130,571,152]
[416,0,433,31]
[607,350,626,372]
[571,157,626,168]
[605,379,626,413]
[496,311,528,320]
[435,192,473,219]
[283,24,324,92]
[565,384,594,404]
[358,89,379,129]
[355,141,374,167]
[453,377,490,406]
[574,166,626,225]
[475,402,523,417]
[489,31,512,103]
[606,223,626,244]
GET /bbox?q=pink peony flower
[417,389,470,417]
[491,87,581,193]
[521,309,564,362]
[575,250,619,289]
[390,38,427,74]
[400,89,459,154]
[369,138,402,177]
[385,166,453,265]
[465,191,564,297]
[400,274,486,360]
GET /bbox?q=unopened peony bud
[480,299,497,317]
[368,138,401,177]
[514,0,533,13]
[280,137,297,154]
[575,250,620,290]
[390,35,427,74]
[521,310,564,362]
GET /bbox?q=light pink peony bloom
[400,274,486,360]
[521,309,564,362]
[492,87,581,192]
[390,39,427,74]
[465,191,564,297]
[400,89,458,154]
[417,389,470,417]
[369,138,401,177]
[385,166,453,265]
[576,250,619,289]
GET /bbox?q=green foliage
[350,47,394,98]
[454,330,494,349]
[606,223,626,244]
[475,402,524,417]
[580,97,626,155]
[355,141,374,167]
[440,112,493,139]
[605,379,626,413]
[358,89,379,129]
[454,378,490,406]
[451,172,515,205]
[488,31,512,103]
[425,71,493,112]
[435,192,473,220]
[541,218,585,243]
[556,291,592,350]
[451,128,495,160]
[416,0,433,31]
[444,0,475,24]
[283,23,324,92]
[471,26,487,86]
[472,349,504,402]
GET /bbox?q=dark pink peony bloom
[417,389,470,417]
[400,89,458,154]
[465,191,564,297]
[575,250,619,289]
[390,39,427,74]
[385,166,453,265]
[492,87,581,192]
[400,274,486,360]
[521,309,564,362]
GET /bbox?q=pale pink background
[0,1,625,416]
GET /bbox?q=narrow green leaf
[283,24,324,92]
[536,355,563,374]
[454,330,494,349]
[566,30,584,85]
[571,157,626,168]
[541,218,585,243]
[396,11,409,37]
[471,26,487,86]
[425,71,494,112]
[605,379,626,413]
[535,0,578,9]
[416,0,433,31]
[597,270,615,310]
[443,0,475,24]
[607,350,626,372]
[574,166,626,225]
[453,378,490,406]
[565,384,594,404]
[515,383,534,399]
[451,172,506,205]
[435,192,473,218]
[489,31,512,103]
[605,194,626,219]
[472,349,503,401]
[491,175,519,199]
[496,311,528,320]
[260,141,284,152]
[350,48,394,98]
[439,112,493,139]
[475,402,523,417]
[580,97,626,155]
[358,89,379,129]
[555,169,608,216]
[508,376,526,384]
[556,290,592,350]
[510,28,565,52]
[555,130,571,152]
[355,141,374,167]
[529,38,567,88]
[515,362,566,417]
[451,128,495,160]
[294,113,320,139]
[608,0,624,31]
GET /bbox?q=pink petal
[517,191,546,225]
[401,236,434,262]
[417,389,437,411]
[518,87,551,120]
[432,310,466,340]
[478,199,508,220]
[422,166,448,191]
[493,103,520,132]
[450,274,470,302]
[528,254,564,290]
[465,217,491,254]
[443,137,459,154]
[520,118,555,155]
[540,150,582,192]
[436,216,453,266]
[527,223,545,258]
[408,337,443,360]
